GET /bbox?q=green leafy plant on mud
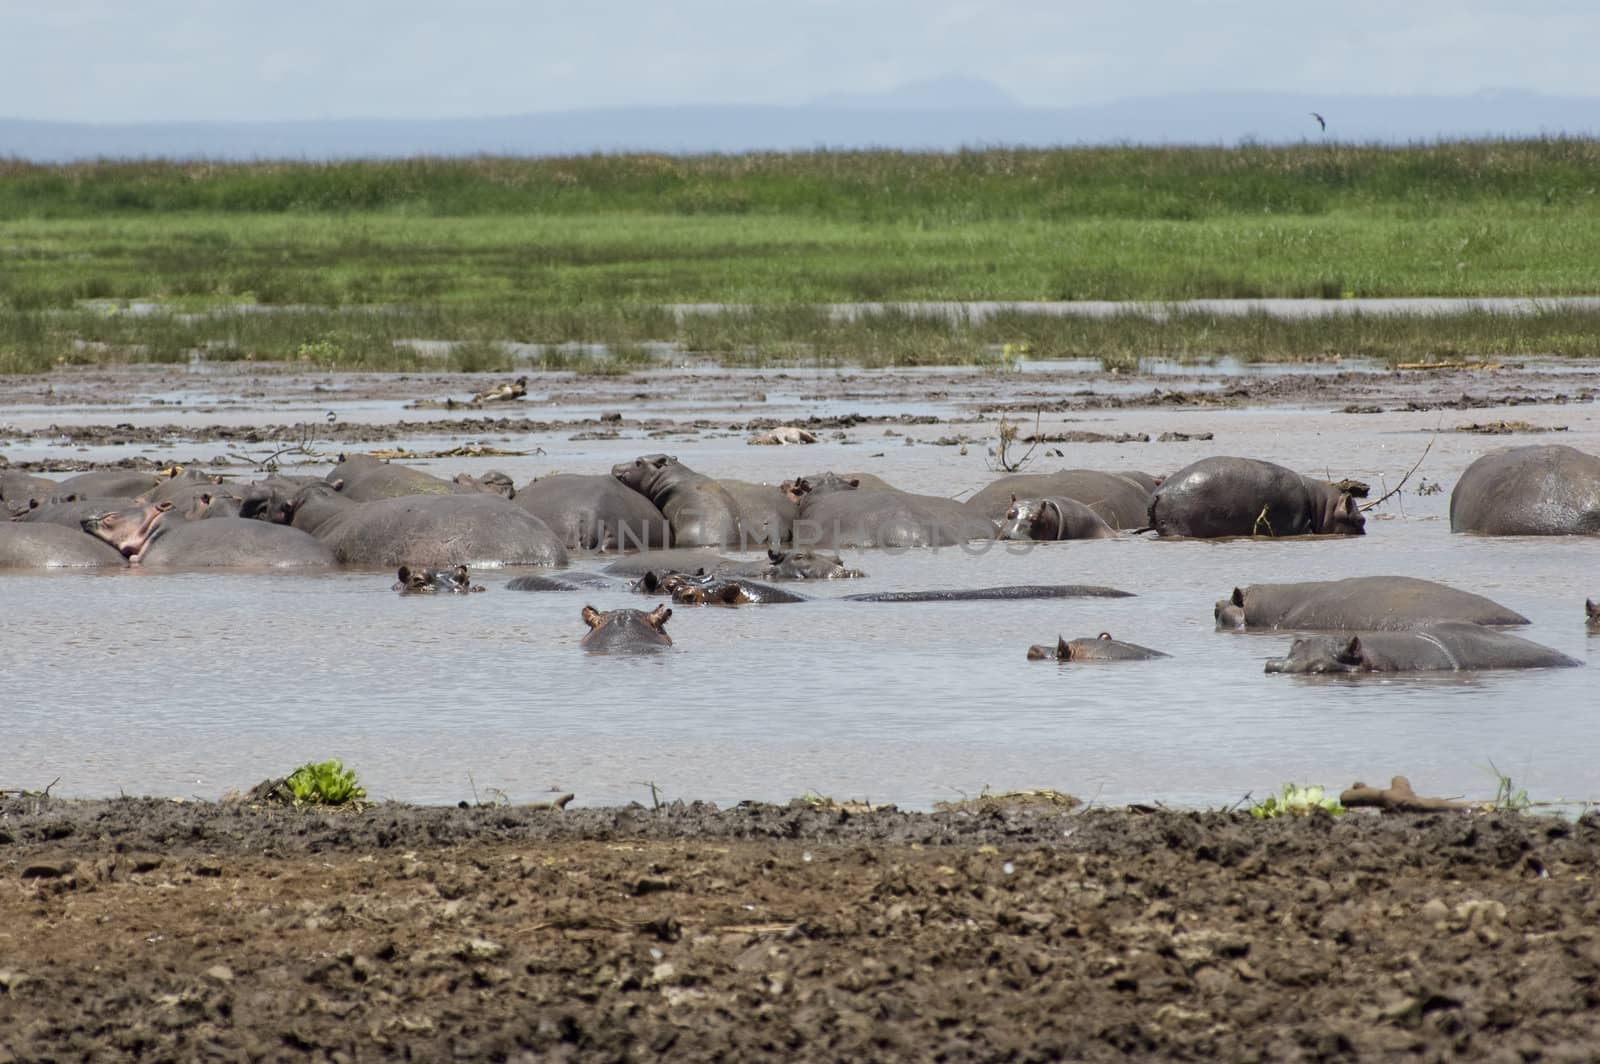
[1249,783,1345,819]
[285,759,368,806]
[1483,759,1532,812]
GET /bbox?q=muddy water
[3,364,1598,811]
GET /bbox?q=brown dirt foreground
[2,798,1598,1063]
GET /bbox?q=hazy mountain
[2,86,1596,162]
[812,74,1022,111]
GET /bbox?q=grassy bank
[7,301,1600,375]
[2,141,1599,371]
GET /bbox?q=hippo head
[81,501,173,560]
[454,470,516,500]
[395,564,484,594]
[612,454,674,490]
[580,603,674,652]
[1000,496,1060,541]
[765,548,865,580]
[1264,635,1365,674]
[1214,587,1249,630]
[1588,598,1600,631]
[1026,632,1117,661]
[1325,492,1367,536]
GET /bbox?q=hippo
[55,470,165,499]
[1450,444,1600,535]
[1215,576,1529,631]
[966,470,1154,530]
[718,548,866,581]
[632,571,809,606]
[1027,633,1169,661]
[82,502,338,567]
[325,454,462,502]
[505,571,622,592]
[1264,623,1582,674]
[0,523,127,568]
[843,584,1132,603]
[136,469,229,506]
[394,564,484,594]
[290,482,568,568]
[580,603,673,653]
[716,479,798,546]
[612,455,743,548]
[999,496,1117,541]
[1588,599,1600,631]
[601,549,732,578]
[18,497,137,528]
[1,471,66,517]
[515,473,672,552]
[787,473,997,549]
[1149,457,1365,538]
[453,470,516,499]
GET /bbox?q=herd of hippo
[4,443,1598,665]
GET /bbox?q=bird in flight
[1310,111,1326,132]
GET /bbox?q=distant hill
[2,88,1597,162]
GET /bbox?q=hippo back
[1450,444,1600,535]
[515,473,672,552]
[966,470,1153,530]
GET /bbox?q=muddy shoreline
[3,797,1599,1061]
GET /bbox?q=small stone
[204,965,234,983]
[464,938,505,960]
[1419,898,1450,924]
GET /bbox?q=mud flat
[1,796,1598,1061]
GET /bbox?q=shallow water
[3,365,1598,812]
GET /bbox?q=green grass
[3,141,1600,372]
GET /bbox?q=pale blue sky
[7,0,1598,123]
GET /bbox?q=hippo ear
[154,501,173,513]
[330,478,346,492]
[647,604,672,628]
[397,566,412,583]
[1231,587,1246,608]
[1009,494,1018,504]
[1097,632,1113,640]
[768,548,783,562]
[1056,635,1072,660]
[637,571,661,592]
[1339,636,1364,664]
[453,565,470,581]
[582,605,603,629]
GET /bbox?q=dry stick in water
[1360,430,1438,513]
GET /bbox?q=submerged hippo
[966,470,1154,530]
[581,604,673,653]
[1215,576,1529,631]
[601,548,732,577]
[613,455,743,549]
[718,548,866,581]
[1027,633,1169,661]
[82,502,338,567]
[505,571,623,592]
[787,473,996,549]
[1264,623,1581,674]
[1450,444,1600,535]
[1588,599,1600,631]
[394,565,485,594]
[999,496,1117,541]
[1149,457,1366,538]
[632,571,809,606]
